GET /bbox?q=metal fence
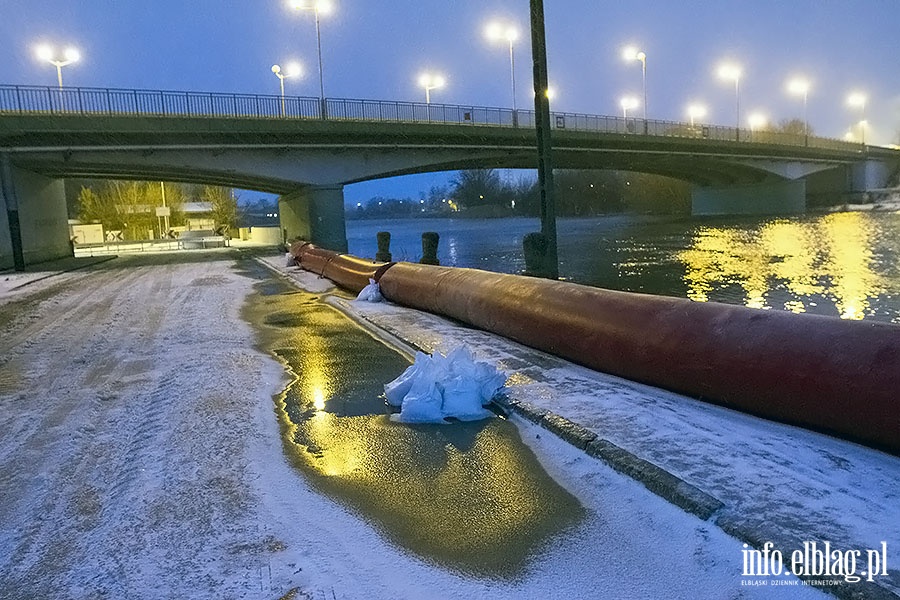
[0,84,864,153]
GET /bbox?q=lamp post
[747,112,767,139]
[418,72,445,104]
[35,44,80,89]
[289,0,332,118]
[787,77,810,146]
[847,92,867,145]
[687,103,706,127]
[271,62,302,117]
[622,46,647,131]
[485,21,519,125]
[717,62,741,141]
[620,95,639,118]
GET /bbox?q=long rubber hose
[290,241,900,454]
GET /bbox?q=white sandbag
[474,362,506,405]
[391,363,445,423]
[384,351,428,406]
[355,278,382,302]
[440,374,493,421]
[384,346,507,423]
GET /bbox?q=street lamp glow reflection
[418,72,445,104]
[34,44,80,88]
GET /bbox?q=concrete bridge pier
[278,185,348,252]
[850,158,893,193]
[691,179,806,216]
[0,154,72,271]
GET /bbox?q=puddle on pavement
[241,261,584,577]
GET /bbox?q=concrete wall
[850,159,893,192]
[1,159,72,269]
[279,185,347,252]
[691,179,806,216]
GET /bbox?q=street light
[622,45,647,124]
[787,77,811,146]
[418,72,445,104]
[717,62,741,141]
[271,62,302,117]
[847,91,867,144]
[485,21,519,123]
[35,44,80,89]
[687,103,707,127]
[748,112,767,134]
[289,0,332,117]
[620,95,639,118]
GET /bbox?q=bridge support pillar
[691,179,806,216]
[0,154,71,271]
[849,159,891,193]
[278,185,348,252]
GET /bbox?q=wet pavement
[259,252,900,600]
[242,262,584,577]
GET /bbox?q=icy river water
[348,211,900,323]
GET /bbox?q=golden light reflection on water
[677,213,886,319]
[246,282,584,577]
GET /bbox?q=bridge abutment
[691,179,806,216]
[279,185,348,252]
[0,154,71,271]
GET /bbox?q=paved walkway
[264,255,900,600]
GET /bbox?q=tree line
[350,168,692,219]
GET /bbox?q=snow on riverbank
[0,251,830,599]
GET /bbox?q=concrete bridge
[1,84,898,269]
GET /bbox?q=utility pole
[530,0,558,279]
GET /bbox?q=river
[347,211,900,324]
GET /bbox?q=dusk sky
[2,0,898,204]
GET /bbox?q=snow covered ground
[0,250,866,598]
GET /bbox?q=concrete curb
[492,393,899,599]
[493,394,725,522]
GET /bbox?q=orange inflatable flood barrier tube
[288,241,393,293]
[375,262,900,455]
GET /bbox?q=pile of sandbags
[384,348,506,423]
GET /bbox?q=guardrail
[0,83,865,153]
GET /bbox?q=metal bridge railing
[0,83,866,153]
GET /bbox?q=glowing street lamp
[748,112,767,133]
[271,62,302,117]
[35,44,80,89]
[717,62,742,141]
[847,91,867,144]
[485,21,519,120]
[289,0,332,116]
[620,95,640,118]
[622,45,647,123]
[787,77,811,146]
[418,72,445,104]
[687,103,706,127]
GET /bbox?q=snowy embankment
[0,251,833,599]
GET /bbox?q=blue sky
[2,0,898,204]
